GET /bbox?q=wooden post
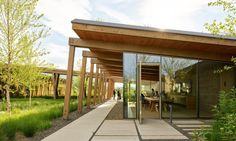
[87,60,94,109]
[97,67,101,104]
[37,82,41,96]
[108,79,112,99]
[94,64,99,106]
[42,81,45,96]
[63,46,75,120]
[102,76,106,102]
[105,78,107,100]
[78,55,87,113]
[53,73,60,99]
[100,71,104,103]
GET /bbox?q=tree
[205,0,236,36]
[205,0,236,71]
[0,0,49,113]
[162,57,194,93]
[193,1,236,140]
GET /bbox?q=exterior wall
[198,61,235,117]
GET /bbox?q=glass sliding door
[137,54,161,119]
[123,53,137,118]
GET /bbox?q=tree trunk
[53,73,60,99]
[5,84,11,113]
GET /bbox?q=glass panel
[198,61,236,117]
[161,56,198,118]
[137,54,161,119]
[123,53,137,118]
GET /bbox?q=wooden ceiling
[70,19,236,82]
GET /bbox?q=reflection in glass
[123,53,137,118]
[162,57,198,118]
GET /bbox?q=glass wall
[123,53,137,118]
[123,52,236,119]
[137,54,161,119]
[161,56,198,118]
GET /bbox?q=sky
[35,0,226,70]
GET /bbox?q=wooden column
[78,55,87,113]
[93,64,99,106]
[102,76,106,102]
[87,60,94,109]
[108,79,113,99]
[100,71,104,103]
[42,81,45,96]
[63,46,75,120]
[97,67,101,104]
[53,73,60,99]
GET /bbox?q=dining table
[144,96,159,112]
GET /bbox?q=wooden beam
[78,56,87,113]
[42,68,79,76]
[96,59,123,66]
[82,50,122,62]
[87,61,94,109]
[63,46,75,120]
[69,38,233,61]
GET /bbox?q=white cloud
[94,2,137,25]
[36,0,91,37]
[44,43,69,69]
[44,43,84,70]
[138,0,212,31]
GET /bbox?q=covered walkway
[63,19,236,120]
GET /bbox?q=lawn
[0,97,79,140]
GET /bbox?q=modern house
[62,19,236,123]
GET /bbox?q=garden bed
[0,98,90,141]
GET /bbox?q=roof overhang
[69,19,236,81]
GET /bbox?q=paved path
[42,100,117,141]
[172,120,212,137]
[42,100,193,141]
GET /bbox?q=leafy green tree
[205,0,236,36]
[162,57,193,93]
[0,0,50,113]
[193,1,236,140]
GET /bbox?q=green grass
[0,97,81,140]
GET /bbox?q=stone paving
[172,119,212,137]
[42,100,214,141]
[42,100,117,141]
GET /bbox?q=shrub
[20,117,38,137]
[193,88,236,141]
[0,98,79,140]
[1,118,17,140]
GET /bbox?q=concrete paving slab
[92,136,139,141]
[176,124,211,128]
[142,135,188,140]
[182,128,202,131]
[173,120,204,124]
[136,119,188,140]
[42,100,117,141]
[96,120,138,136]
